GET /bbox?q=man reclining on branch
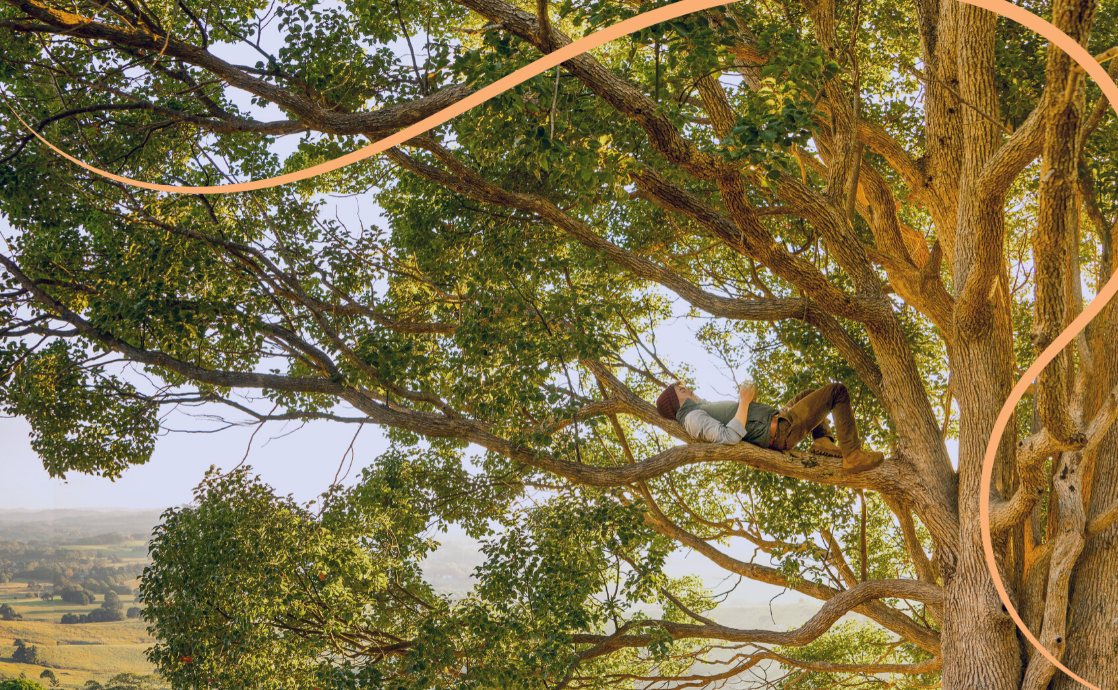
[655,380,885,473]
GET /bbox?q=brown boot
[811,437,843,458]
[843,449,885,473]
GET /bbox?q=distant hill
[63,533,131,547]
[0,509,174,544]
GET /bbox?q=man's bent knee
[824,382,849,404]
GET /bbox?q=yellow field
[0,618,157,688]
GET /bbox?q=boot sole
[842,454,885,473]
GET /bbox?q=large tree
[1,0,1118,687]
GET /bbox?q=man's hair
[656,384,680,420]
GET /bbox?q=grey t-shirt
[676,397,779,446]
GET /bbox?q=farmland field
[0,535,163,689]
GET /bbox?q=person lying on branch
[655,380,885,473]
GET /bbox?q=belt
[768,416,781,449]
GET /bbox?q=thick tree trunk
[944,340,1025,690]
[943,545,1024,690]
[941,4,1028,683]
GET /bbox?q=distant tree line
[0,539,144,593]
[60,591,125,624]
[63,533,130,546]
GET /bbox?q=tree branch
[571,576,942,654]
[990,380,1118,536]
[640,490,942,655]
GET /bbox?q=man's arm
[682,382,759,444]
[682,409,747,445]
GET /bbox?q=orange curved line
[2,0,739,195]
[968,1,1118,688]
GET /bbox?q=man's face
[674,384,696,403]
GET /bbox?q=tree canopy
[2,0,1118,687]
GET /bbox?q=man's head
[656,383,697,420]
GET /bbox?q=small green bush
[0,679,47,690]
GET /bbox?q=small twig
[550,67,560,139]
[901,62,1012,135]
[392,0,426,95]
[333,421,365,488]
[859,489,868,583]
[220,402,280,477]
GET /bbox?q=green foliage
[0,342,158,479]
[0,680,45,690]
[140,465,442,689]
[136,467,717,688]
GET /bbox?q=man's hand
[733,381,756,429]
[739,381,758,406]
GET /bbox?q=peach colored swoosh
[2,0,743,194]
[966,1,1118,688]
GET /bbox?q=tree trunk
[944,338,1025,689]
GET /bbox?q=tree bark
[1054,303,1118,689]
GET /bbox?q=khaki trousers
[770,383,862,454]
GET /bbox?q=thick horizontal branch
[0,1,473,137]
[570,579,943,657]
[3,248,902,496]
[641,492,942,656]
